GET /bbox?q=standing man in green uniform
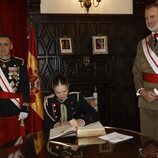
[132,3,158,141]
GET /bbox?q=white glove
[18,112,28,120]
[154,88,158,96]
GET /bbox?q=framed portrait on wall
[92,36,108,54]
[59,37,73,54]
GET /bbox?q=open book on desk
[49,121,106,140]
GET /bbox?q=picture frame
[59,37,73,54]
[92,36,108,54]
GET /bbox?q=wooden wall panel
[28,0,149,131]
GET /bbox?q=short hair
[52,74,68,89]
[145,2,158,10]
[0,34,12,40]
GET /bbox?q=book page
[99,132,133,143]
[77,121,106,137]
[49,125,76,140]
[49,121,105,140]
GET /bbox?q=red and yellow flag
[25,23,44,133]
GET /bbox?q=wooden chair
[84,88,98,111]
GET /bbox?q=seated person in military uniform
[44,74,99,129]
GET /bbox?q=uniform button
[53,104,56,107]
[54,110,56,113]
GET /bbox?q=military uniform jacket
[44,92,99,130]
[0,56,30,116]
[132,34,158,110]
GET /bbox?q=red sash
[0,91,23,106]
[143,72,158,83]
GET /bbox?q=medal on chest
[8,66,20,92]
[2,63,6,68]
[8,66,20,80]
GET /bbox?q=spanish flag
[25,23,44,133]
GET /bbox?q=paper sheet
[99,132,133,143]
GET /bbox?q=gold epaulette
[14,56,25,65]
[69,91,80,102]
[44,93,55,106]
[44,93,55,122]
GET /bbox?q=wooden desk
[0,127,156,158]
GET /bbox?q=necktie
[154,33,158,38]
[153,33,158,46]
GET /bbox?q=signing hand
[69,119,85,127]
[54,121,70,128]
[54,119,85,128]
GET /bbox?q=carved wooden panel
[28,0,157,131]
[59,55,111,82]
[111,57,140,130]
[30,12,145,129]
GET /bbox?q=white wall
[41,0,133,14]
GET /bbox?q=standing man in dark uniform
[132,3,158,141]
[44,75,99,130]
[0,34,30,144]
